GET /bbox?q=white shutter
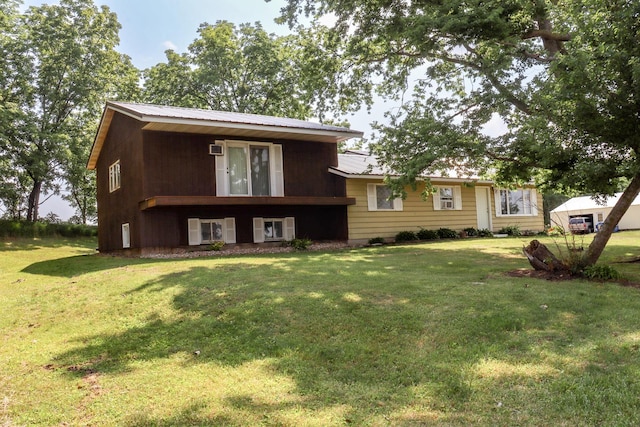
[453,186,463,210]
[253,217,265,243]
[215,140,228,196]
[367,183,377,211]
[224,217,236,243]
[530,189,539,216]
[433,187,442,211]
[393,197,403,211]
[270,144,284,196]
[188,218,201,245]
[284,217,296,240]
[494,189,504,217]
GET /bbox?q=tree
[143,21,313,119]
[278,0,640,269]
[0,0,139,222]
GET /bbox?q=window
[253,217,295,243]
[433,186,462,210]
[121,223,130,249]
[215,140,283,197]
[188,218,236,245]
[495,188,538,216]
[109,160,121,192]
[367,184,403,211]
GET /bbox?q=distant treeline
[0,220,97,238]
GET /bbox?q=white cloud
[162,41,178,51]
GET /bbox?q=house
[330,151,545,243]
[88,101,362,254]
[550,192,640,232]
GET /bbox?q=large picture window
[366,184,403,211]
[215,141,283,197]
[496,188,537,216]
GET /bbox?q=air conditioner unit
[443,200,454,209]
[209,143,224,156]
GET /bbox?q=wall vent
[209,143,224,156]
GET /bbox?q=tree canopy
[0,0,139,222]
[277,0,640,267]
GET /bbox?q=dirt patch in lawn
[505,268,640,289]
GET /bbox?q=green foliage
[583,264,623,281]
[463,227,479,237]
[498,225,522,237]
[416,228,439,240]
[477,229,494,238]
[436,228,459,239]
[208,241,225,251]
[367,236,385,245]
[395,230,418,242]
[0,220,97,238]
[288,238,313,250]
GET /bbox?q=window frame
[495,188,538,217]
[432,185,462,211]
[215,140,284,197]
[108,160,121,193]
[366,183,403,212]
[253,217,295,243]
[188,218,236,245]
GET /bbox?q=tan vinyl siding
[346,179,545,241]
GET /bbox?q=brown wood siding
[95,113,145,252]
[141,205,348,246]
[282,140,344,197]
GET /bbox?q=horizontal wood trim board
[140,196,356,210]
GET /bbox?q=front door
[475,187,492,230]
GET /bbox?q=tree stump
[523,240,567,272]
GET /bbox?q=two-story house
[88,101,362,254]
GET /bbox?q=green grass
[1,232,640,426]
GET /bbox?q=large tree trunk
[583,171,640,267]
[26,180,42,222]
[523,239,567,272]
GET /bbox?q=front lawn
[1,232,639,426]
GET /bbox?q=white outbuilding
[550,192,640,232]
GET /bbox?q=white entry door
[475,187,492,230]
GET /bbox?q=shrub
[208,241,225,251]
[368,237,385,245]
[417,228,439,240]
[395,231,418,242]
[583,264,622,281]
[288,238,312,250]
[463,227,478,237]
[477,229,493,237]
[498,225,522,236]
[436,228,458,239]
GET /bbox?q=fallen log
[523,239,567,272]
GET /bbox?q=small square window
[264,219,284,241]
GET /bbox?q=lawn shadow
[48,245,618,423]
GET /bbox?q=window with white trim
[188,218,236,245]
[433,186,462,210]
[109,160,121,192]
[367,184,403,211]
[495,188,538,216]
[121,223,130,248]
[253,217,295,243]
[215,140,284,197]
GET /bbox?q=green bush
[436,228,458,239]
[208,241,225,251]
[395,231,418,242]
[288,238,312,250]
[583,264,622,281]
[477,229,493,238]
[463,227,478,237]
[416,228,439,240]
[368,237,385,245]
[0,220,97,238]
[498,225,522,236]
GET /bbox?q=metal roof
[551,193,640,212]
[88,101,363,169]
[332,152,488,183]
